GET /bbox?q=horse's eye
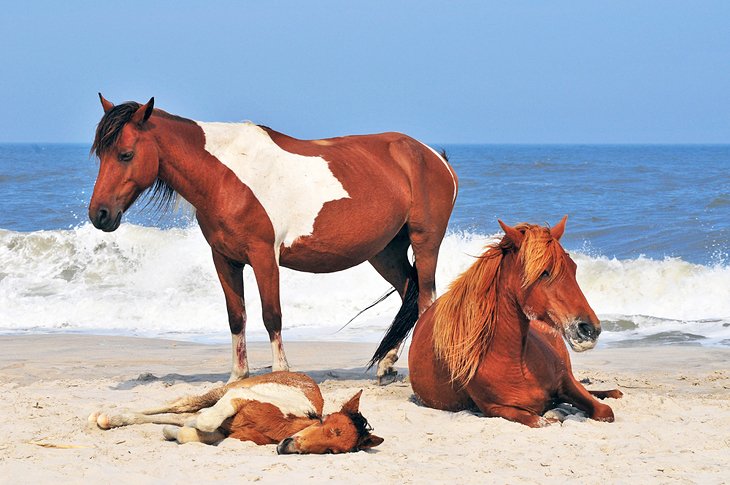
[118,151,134,162]
[541,270,550,279]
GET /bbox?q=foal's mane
[91,102,188,213]
[432,223,567,385]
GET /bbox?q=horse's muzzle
[90,206,122,232]
[565,320,601,352]
[276,437,298,455]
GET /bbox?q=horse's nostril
[577,322,595,340]
[97,207,109,224]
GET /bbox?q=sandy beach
[0,335,728,484]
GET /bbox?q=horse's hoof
[96,413,111,430]
[542,408,568,422]
[377,369,398,386]
[87,411,101,428]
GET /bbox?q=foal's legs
[248,245,290,372]
[212,250,249,383]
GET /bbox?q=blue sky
[1,1,728,143]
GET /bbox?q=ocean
[1,143,728,347]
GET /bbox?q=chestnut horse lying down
[89,371,383,454]
[381,216,622,427]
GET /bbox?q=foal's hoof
[87,411,101,428]
[162,426,180,441]
[95,413,111,430]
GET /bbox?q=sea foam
[1,224,728,346]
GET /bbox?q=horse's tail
[367,264,420,369]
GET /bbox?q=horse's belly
[279,232,392,273]
[278,197,408,273]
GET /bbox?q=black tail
[367,264,420,369]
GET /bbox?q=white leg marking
[229,332,248,383]
[271,337,290,372]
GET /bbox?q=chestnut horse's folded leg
[472,400,551,428]
[248,246,290,372]
[211,250,249,383]
[560,374,616,422]
[588,389,624,400]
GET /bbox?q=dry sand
[0,335,728,484]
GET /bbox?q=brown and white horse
[382,217,622,427]
[89,371,383,454]
[88,95,457,383]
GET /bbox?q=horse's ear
[132,97,155,125]
[99,93,114,113]
[550,215,568,241]
[358,433,384,450]
[340,389,363,415]
[498,219,523,248]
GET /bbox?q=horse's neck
[492,259,531,358]
[151,115,236,211]
[258,414,319,442]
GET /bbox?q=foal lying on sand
[89,371,383,454]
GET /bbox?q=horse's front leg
[248,246,290,372]
[212,250,249,383]
[471,399,551,428]
[560,374,616,422]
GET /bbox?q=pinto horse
[381,217,622,427]
[89,371,383,454]
[88,95,457,383]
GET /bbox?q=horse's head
[276,390,383,455]
[499,216,601,352]
[88,94,159,232]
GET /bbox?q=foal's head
[500,216,601,352]
[277,390,383,455]
[89,94,163,232]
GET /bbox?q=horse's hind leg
[162,425,225,445]
[92,411,190,430]
[368,228,412,384]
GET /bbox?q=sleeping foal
[89,371,383,454]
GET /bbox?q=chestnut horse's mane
[91,102,193,213]
[432,223,567,385]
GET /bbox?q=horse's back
[225,371,324,415]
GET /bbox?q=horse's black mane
[90,101,178,213]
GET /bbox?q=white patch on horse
[419,141,457,204]
[195,382,315,432]
[197,122,350,257]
